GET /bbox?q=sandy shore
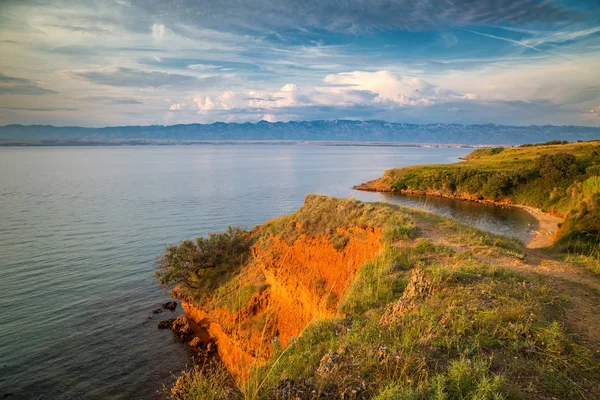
[514,205,562,249]
[354,178,563,249]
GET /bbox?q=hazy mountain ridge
[1,120,599,145]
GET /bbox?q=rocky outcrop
[174,225,384,379]
[157,318,176,329]
[379,269,434,325]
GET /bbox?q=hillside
[356,141,600,265]
[2,121,600,145]
[155,195,600,399]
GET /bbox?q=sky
[0,0,599,127]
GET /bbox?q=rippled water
[0,145,534,399]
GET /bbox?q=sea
[0,145,536,399]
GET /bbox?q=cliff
[167,196,394,377]
[159,195,600,399]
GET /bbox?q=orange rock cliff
[171,196,386,379]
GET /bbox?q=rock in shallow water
[170,316,191,336]
[163,301,177,310]
[157,318,176,329]
[152,308,163,314]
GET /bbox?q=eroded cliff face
[176,225,383,379]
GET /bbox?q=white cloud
[262,113,277,122]
[322,70,439,106]
[431,53,600,103]
[152,23,166,41]
[194,96,215,112]
[169,103,184,110]
[188,64,220,70]
[194,87,298,113]
[280,83,297,92]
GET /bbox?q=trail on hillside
[417,219,600,356]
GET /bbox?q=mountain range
[1,120,599,145]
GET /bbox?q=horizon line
[2,119,600,130]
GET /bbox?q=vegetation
[155,226,252,302]
[166,229,599,399]
[385,141,600,258]
[259,194,416,250]
[166,362,234,400]
[156,182,599,398]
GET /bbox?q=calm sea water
[0,145,535,399]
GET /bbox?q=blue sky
[0,0,599,127]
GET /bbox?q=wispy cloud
[72,67,206,88]
[0,0,598,126]
[133,0,573,32]
[74,95,143,105]
[500,25,600,47]
[1,106,77,111]
[0,74,57,95]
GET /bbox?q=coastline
[0,139,489,148]
[354,178,562,249]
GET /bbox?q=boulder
[171,316,191,336]
[157,318,176,329]
[163,301,177,310]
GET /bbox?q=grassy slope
[381,141,600,261]
[164,197,600,400]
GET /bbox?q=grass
[383,140,600,260]
[166,362,235,400]
[229,240,599,399]
[258,194,411,250]
[406,208,526,259]
[211,276,270,312]
[160,197,599,399]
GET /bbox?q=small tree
[155,226,251,296]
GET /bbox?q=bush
[167,364,236,400]
[155,226,251,299]
[535,153,581,182]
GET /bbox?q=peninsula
[155,140,600,399]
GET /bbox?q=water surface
[0,145,534,399]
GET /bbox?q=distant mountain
[1,120,599,145]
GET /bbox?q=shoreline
[0,139,500,148]
[354,178,562,248]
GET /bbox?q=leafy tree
[155,226,251,295]
[535,153,581,183]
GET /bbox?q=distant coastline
[2,120,599,145]
[0,139,494,148]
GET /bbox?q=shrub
[167,363,236,400]
[155,226,251,300]
[535,153,581,182]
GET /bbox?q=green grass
[211,276,270,312]
[258,195,410,250]
[166,362,235,400]
[383,141,600,259]
[235,241,599,399]
[160,197,599,399]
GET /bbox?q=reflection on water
[380,193,538,244]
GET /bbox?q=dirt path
[418,219,600,356]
